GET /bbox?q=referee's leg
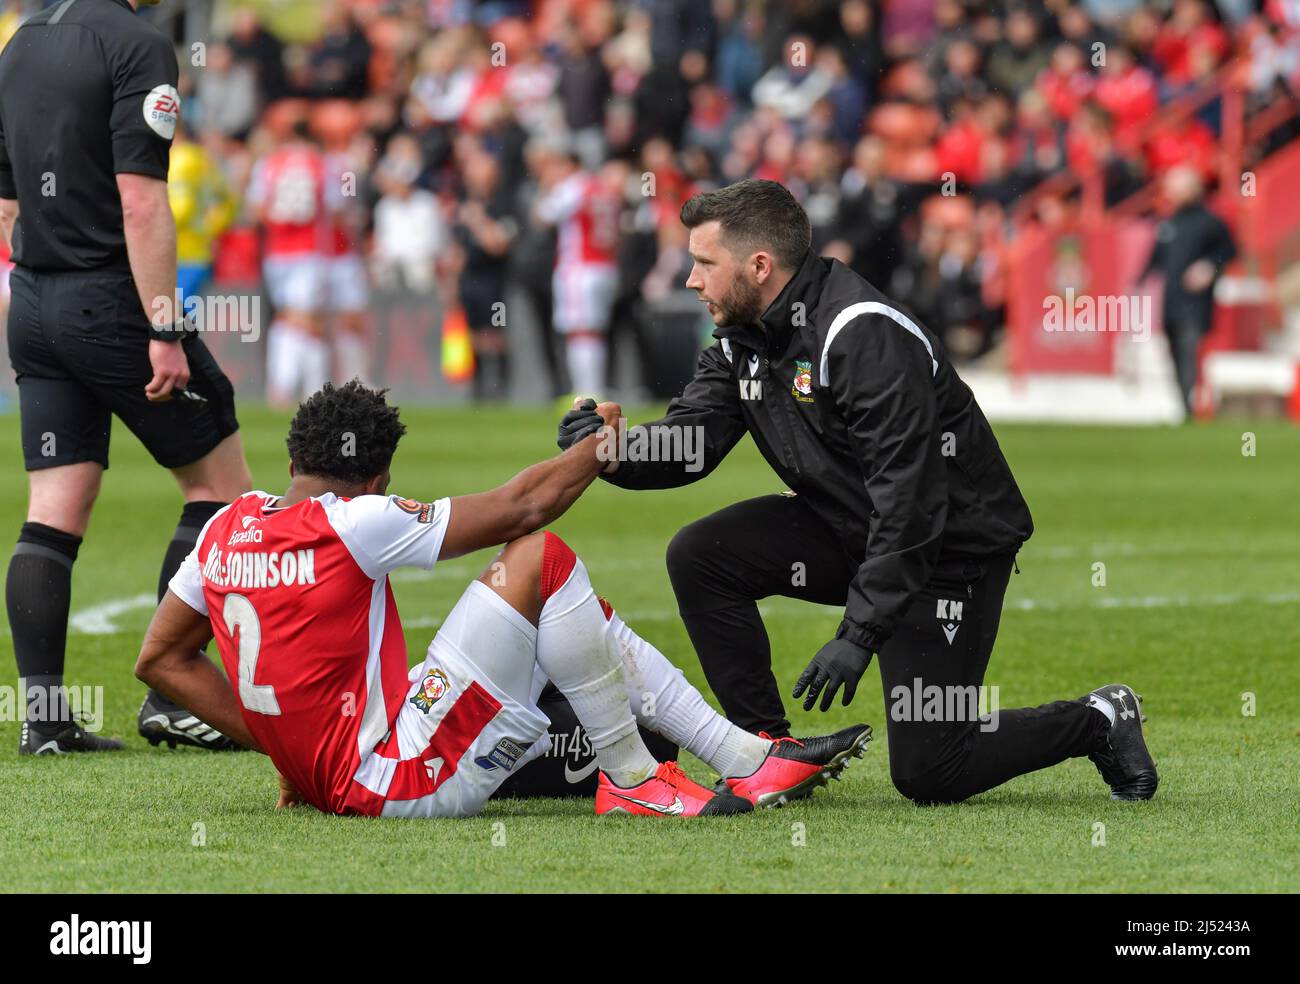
[665,494,854,737]
[9,464,104,736]
[6,267,118,748]
[878,556,1108,804]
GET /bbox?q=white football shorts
[552,263,618,334]
[368,581,552,819]
[264,254,326,314]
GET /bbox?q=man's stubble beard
[712,274,765,328]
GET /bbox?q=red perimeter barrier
[1006,217,1157,376]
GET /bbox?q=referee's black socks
[7,522,82,725]
[156,500,225,602]
[147,500,226,711]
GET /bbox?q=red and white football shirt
[247,146,334,257]
[169,491,451,814]
[538,172,621,332]
[537,171,620,269]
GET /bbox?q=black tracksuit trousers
[665,494,1108,804]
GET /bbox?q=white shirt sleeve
[165,501,237,616]
[168,545,208,616]
[325,494,453,580]
[536,174,585,224]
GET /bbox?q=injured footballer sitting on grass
[134,381,871,818]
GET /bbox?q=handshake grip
[556,398,606,451]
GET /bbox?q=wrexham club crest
[791,360,815,403]
[410,668,450,713]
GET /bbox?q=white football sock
[266,321,303,404]
[300,333,331,398]
[564,335,607,398]
[536,555,657,788]
[608,611,772,778]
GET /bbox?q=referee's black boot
[1081,684,1158,801]
[20,718,124,755]
[137,691,240,751]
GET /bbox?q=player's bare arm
[137,607,302,805]
[0,196,17,250]
[134,592,262,754]
[118,171,189,403]
[437,401,622,560]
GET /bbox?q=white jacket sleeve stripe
[819,301,939,385]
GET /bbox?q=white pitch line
[66,593,157,635]
[1008,590,1300,612]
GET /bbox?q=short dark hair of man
[680,178,812,271]
[286,380,407,484]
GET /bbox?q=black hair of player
[286,381,407,484]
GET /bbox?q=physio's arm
[135,592,262,753]
[830,321,948,651]
[598,343,747,489]
[438,403,621,560]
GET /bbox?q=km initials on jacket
[936,599,963,621]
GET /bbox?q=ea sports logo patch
[143,84,181,140]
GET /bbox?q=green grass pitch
[0,404,1296,892]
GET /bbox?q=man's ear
[365,472,388,496]
[753,250,777,286]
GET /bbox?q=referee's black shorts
[7,266,239,472]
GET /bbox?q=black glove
[557,398,603,451]
[792,638,874,712]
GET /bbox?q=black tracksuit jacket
[604,250,1034,652]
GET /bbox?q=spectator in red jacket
[1152,0,1231,87]
[935,96,985,184]
[1036,43,1095,121]
[1146,114,1217,181]
[1093,45,1159,154]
